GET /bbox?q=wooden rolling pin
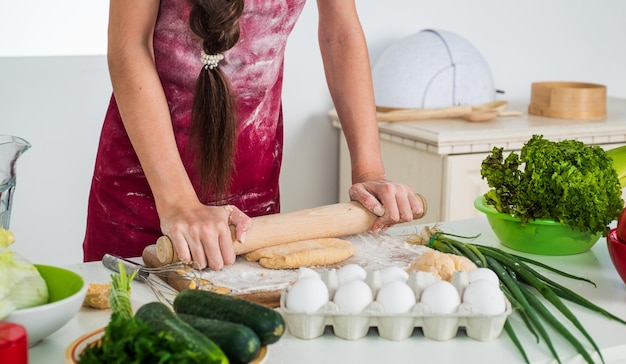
[155,198,427,264]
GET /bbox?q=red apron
[83,0,306,261]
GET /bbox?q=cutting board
[142,245,284,307]
[142,232,429,307]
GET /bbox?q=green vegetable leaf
[79,263,214,363]
[481,135,624,235]
[0,246,49,318]
[78,313,209,364]
[108,262,136,320]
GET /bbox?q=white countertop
[330,98,626,155]
[29,217,626,364]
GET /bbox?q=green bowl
[3,264,87,346]
[474,196,601,255]
[36,265,85,302]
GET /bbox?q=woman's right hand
[159,202,253,270]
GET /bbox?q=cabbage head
[0,228,49,319]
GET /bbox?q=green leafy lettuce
[481,134,623,235]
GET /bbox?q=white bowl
[2,264,87,346]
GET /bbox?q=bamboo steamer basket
[528,81,607,120]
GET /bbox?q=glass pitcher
[0,135,31,229]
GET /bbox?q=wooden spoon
[376,100,518,123]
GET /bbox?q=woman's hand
[159,202,253,270]
[317,0,426,231]
[349,179,427,233]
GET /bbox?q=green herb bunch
[78,264,210,364]
[481,134,623,235]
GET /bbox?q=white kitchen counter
[332,98,626,155]
[29,218,626,364]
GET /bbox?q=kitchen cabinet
[331,97,626,223]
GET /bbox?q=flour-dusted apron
[83,0,307,261]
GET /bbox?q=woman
[83,0,426,269]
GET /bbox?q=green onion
[406,229,626,364]
[509,253,596,287]
[504,320,530,364]
[438,234,485,267]
[521,286,596,364]
[485,255,562,363]
[108,262,137,320]
[479,245,626,325]
[500,284,539,344]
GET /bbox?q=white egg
[364,270,383,293]
[419,280,461,314]
[376,280,416,314]
[297,267,320,280]
[380,266,409,284]
[321,268,339,294]
[333,279,373,313]
[286,277,329,313]
[407,270,439,299]
[450,271,470,295]
[462,279,507,315]
[467,268,500,286]
[337,264,367,285]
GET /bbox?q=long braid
[188,0,244,199]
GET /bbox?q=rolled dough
[244,238,355,269]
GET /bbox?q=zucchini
[135,302,228,364]
[178,313,261,364]
[173,289,285,345]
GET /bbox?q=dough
[449,254,477,272]
[407,250,476,281]
[244,238,355,269]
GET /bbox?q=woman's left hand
[349,179,427,233]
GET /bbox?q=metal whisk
[102,254,211,306]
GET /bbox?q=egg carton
[278,268,512,342]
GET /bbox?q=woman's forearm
[107,0,197,212]
[317,0,385,183]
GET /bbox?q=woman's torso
[83,0,306,261]
[154,0,306,212]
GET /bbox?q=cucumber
[135,302,228,364]
[178,313,261,364]
[173,289,285,345]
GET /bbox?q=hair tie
[201,50,224,70]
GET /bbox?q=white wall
[2,0,626,265]
[0,0,109,57]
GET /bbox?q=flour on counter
[193,232,430,294]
